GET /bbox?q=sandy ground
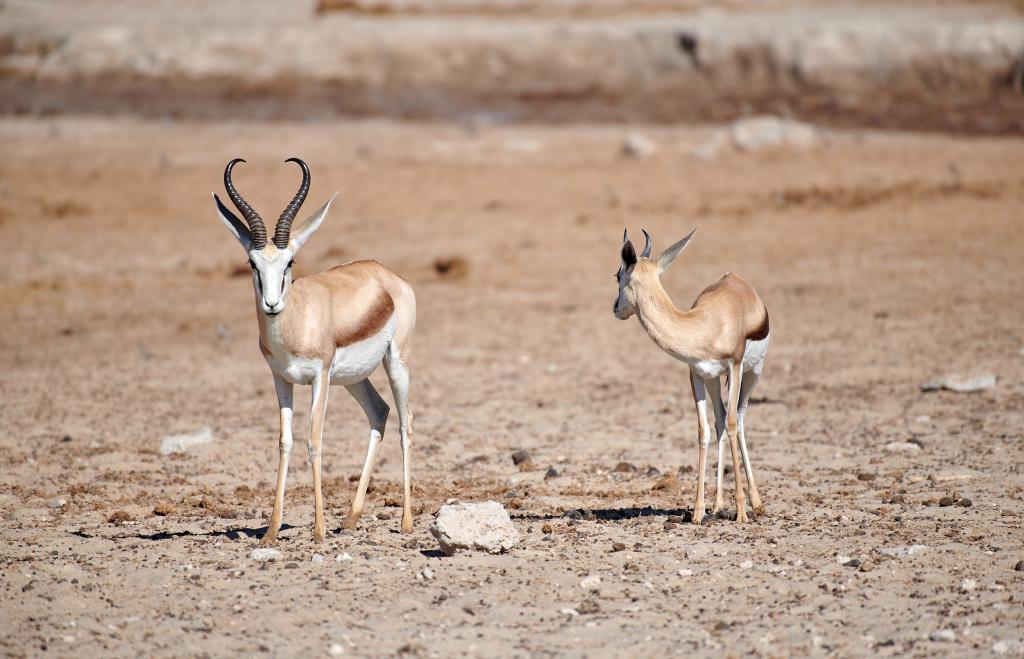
[1,117,1023,657]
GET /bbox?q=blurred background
[3,0,1023,131]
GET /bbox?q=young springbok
[213,158,416,544]
[613,228,769,523]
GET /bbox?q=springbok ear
[621,239,637,267]
[657,226,697,274]
[289,192,338,252]
[213,192,252,252]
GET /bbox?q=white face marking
[248,247,296,316]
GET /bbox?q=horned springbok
[613,228,769,524]
[213,158,416,544]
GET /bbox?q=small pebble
[667,515,684,524]
[577,599,600,614]
[48,497,68,509]
[956,498,973,508]
[929,629,956,642]
[739,559,754,570]
[678,568,694,577]
[579,574,601,589]
[511,450,532,466]
[664,522,677,531]
[285,562,300,569]
[418,568,434,581]
[843,559,861,568]
[335,553,353,562]
[541,523,553,534]
[611,542,626,552]
[328,643,345,656]
[250,548,282,562]
[311,554,325,564]
[645,467,662,478]
[544,467,559,479]
[613,461,637,473]
[939,497,955,507]
[1014,560,1024,572]
[859,562,874,572]
[960,578,976,592]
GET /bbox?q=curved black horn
[641,229,652,258]
[224,158,267,250]
[273,157,311,249]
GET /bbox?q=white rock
[994,640,1024,655]
[311,554,325,564]
[429,501,520,555]
[877,544,928,558]
[622,133,656,159]
[678,568,694,577]
[417,567,434,581]
[930,629,956,642]
[885,442,922,453]
[729,116,819,151]
[740,559,754,570]
[49,497,68,509]
[328,643,345,656]
[960,578,976,592]
[249,548,282,562]
[560,607,580,617]
[920,373,996,393]
[159,427,213,455]
[335,553,353,562]
[580,574,601,589]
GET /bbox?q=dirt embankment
[2,0,1024,132]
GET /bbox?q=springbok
[213,158,416,544]
[613,228,769,524]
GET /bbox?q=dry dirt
[1,117,1023,657]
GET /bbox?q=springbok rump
[613,228,769,524]
[213,158,416,544]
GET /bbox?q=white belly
[686,332,770,381]
[329,314,397,385]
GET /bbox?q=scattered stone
[622,133,656,159]
[376,511,392,520]
[644,466,662,478]
[577,599,600,614]
[559,607,580,617]
[328,643,346,657]
[667,515,684,524]
[663,521,677,531]
[929,629,956,642]
[429,501,520,555]
[250,548,282,562]
[1015,560,1024,572]
[920,373,996,393]
[417,567,434,581]
[843,559,861,568]
[859,562,875,573]
[153,503,175,516]
[729,116,819,152]
[48,497,67,509]
[877,544,928,558]
[580,574,601,589]
[159,427,214,455]
[335,553,353,562]
[312,554,325,564]
[957,498,973,508]
[541,523,553,534]
[511,450,534,470]
[939,497,955,507]
[285,562,300,569]
[613,461,637,473]
[544,467,559,479]
[885,442,922,453]
[739,559,754,570]
[857,473,877,481]
[678,568,694,577]
[994,640,1024,655]
[61,435,72,442]
[960,578,977,592]
[611,542,626,552]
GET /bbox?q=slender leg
[308,366,331,542]
[737,368,764,515]
[343,378,389,530]
[383,344,413,533]
[689,371,712,525]
[261,374,294,547]
[705,377,728,514]
[726,361,747,522]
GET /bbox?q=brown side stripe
[336,288,395,348]
[748,309,770,341]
